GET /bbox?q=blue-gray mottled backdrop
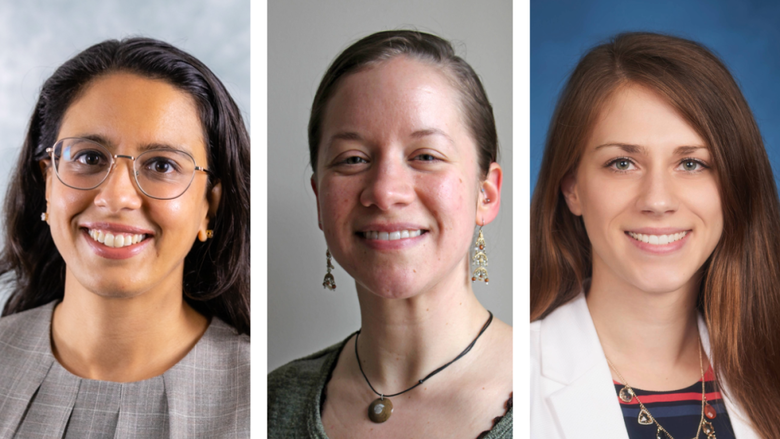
[0,0,249,306]
[531,0,780,194]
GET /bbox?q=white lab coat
[530,293,758,438]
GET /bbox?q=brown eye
[343,156,368,165]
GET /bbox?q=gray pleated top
[0,302,250,438]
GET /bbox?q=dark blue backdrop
[531,0,780,194]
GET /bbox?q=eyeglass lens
[52,138,199,200]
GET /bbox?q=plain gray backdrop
[268,0,513,371]
[0,0,249,309]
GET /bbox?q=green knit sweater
[268,334,512,438]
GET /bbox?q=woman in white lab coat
[531,32,779,439]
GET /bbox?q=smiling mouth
[360,229,426,241]
[86,228,148,248]
[627,231,688,245]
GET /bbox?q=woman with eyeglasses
[0,38,249,437]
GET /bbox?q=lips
[87,229,147,248]
[627,231,688,245]
[361,229,423,241]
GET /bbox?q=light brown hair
[308,30,498,177]
[531,32,780,437]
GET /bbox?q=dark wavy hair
[0,37,250,335]
[308,30,498,177]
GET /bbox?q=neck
[51,267,208,382]
[587,257,703,389]
[354,262,490,393]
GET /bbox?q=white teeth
[628,231,688,245]
[363,229,423,240]
[87,229,146,248]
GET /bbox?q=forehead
[321,56,466,142]
[587,84,705,150]
[59,72,206,159]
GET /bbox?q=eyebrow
[75,134,192,154]
[409,128,455,145]
[327,128,455,148]
[594,143,707,155]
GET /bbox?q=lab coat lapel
[697,317,759,439]
[540,294,629,439]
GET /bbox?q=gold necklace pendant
[701,419,716,438]
[368,397,393,423]
[638,407,653,425]
[619,386,634,402]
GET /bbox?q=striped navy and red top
[614,367,736,438]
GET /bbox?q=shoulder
[0,302,55,355]
[268,338,346,394]
[267,336,350,436]
[0,302,57,432]
[164,317,250,436]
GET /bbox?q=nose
[359,156,415,211]
[93,157,143,212]
[636,166,679,215]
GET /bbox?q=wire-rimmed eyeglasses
[47,137,209,200]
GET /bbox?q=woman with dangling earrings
[531,32,780,438]
[0,38,250,437]
[268,30,512,438]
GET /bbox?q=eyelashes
[604,157,711,174]
[333,152,442,167]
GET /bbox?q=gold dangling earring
[471,222,489,285]
[323,249,336,290]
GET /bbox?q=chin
[622,267,698,295]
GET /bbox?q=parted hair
[308,30,498,176]
[0,37,250,335]
[531,32,780,438]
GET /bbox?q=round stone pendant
[368,398,393,423]
[619,386,634,403]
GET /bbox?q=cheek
[317,178,356,229]
[578,175,628,232]
[419,173,472,232]
[683,180,724,236]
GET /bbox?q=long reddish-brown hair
[531,32,780,437]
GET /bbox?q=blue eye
[607,157,635,172]
[678,159,706,172]
[614,159,630,171]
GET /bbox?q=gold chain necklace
[606,340,717,439]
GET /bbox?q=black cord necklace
[355,311,494,423]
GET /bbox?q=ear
[198,181,222,242]
[311,174,322,230]
[560,172,582,216]
[476,162,503,226]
